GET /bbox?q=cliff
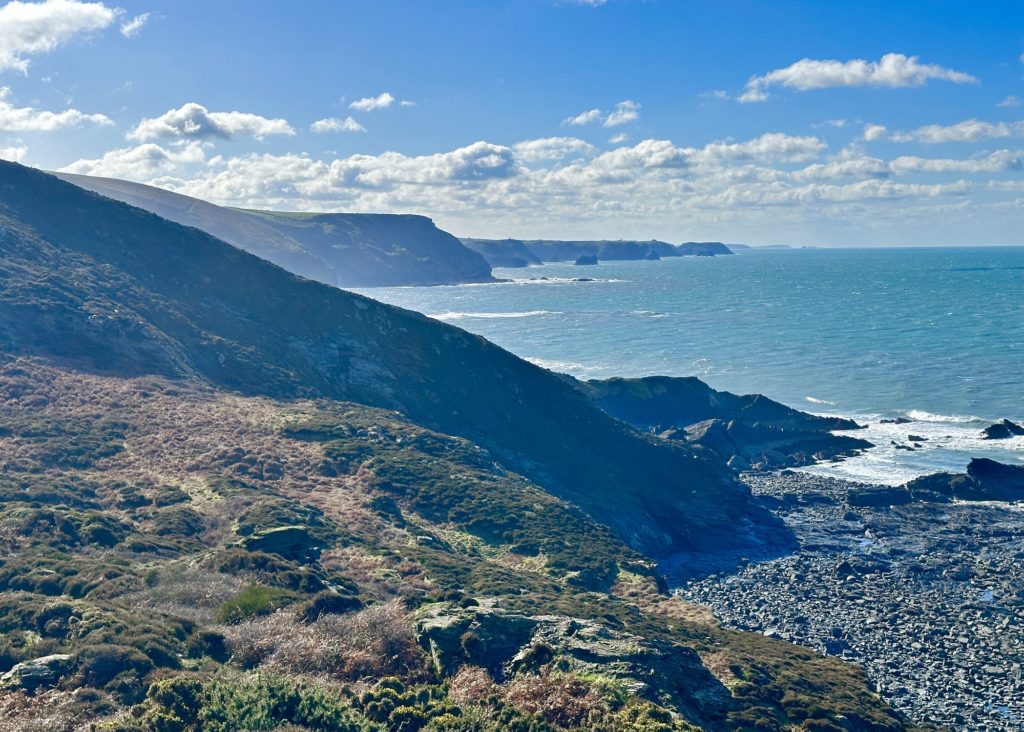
[53,172,496,287]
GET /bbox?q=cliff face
[1,162,772,558]
[53,172,495,287]
[461,238,543,267]
[461,238,733,267]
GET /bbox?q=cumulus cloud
[310,116,366,133]
[563,108,602,126]
[127,102,295,141]
[563,101,640,128]
[698,132,826,162]
[57,129,1018,242]
[0,85,112,130]
[740,53,977,103]
[119,12,150,38]
[889,150,1021,174]
[862,123,888,141]
[0,143,28,161]
[889,118,1024,143]
[513,137,595,162]
[603,100,640,127]
[997,95,1021,108]
[0,0,116,73]
[59,141,206,178]
[349,92,395,111]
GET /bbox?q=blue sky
[2,0,1024,245]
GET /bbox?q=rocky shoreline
[671,471,1024,730]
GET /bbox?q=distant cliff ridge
[54,172,496,288]
[462,237,732,266]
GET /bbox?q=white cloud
[563,108,602,126]
[796,155,889,181]
[997,95,1021,108]
[0,0,116,73]
[119,12,150,38]
[310,116,366,133]
[609,132,628,144]
[349,92,395,112]
[0,143,28,161]
[889,150,1021,174]
[603,99,640,127]
[740,53,977,103]
[698,132,826,162]
[59,141,206,178]
[513,137,595,162]
[889,118,1024,143]
[0,85,111,130]
[59,128,1022,244]
[127,102,295,141]
[862,123,888,141]
[563,101,640,128]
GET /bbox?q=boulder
[240,525,321,562]
[982,419,1024,440]
[1,654,74,692]
[901,459,1024,503]
[966,458,1024,500]
[847,486,914,508]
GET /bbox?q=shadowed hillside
[2,162,771,558]
[54,172,496,287]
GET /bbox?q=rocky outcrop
[982,419,1024,440]
[848,458,1024,506]
[54,172,496,287]
[675,418,872,471]
[415,603,727,720]
[1,653,75,692]
[574,254,598,265]
[585,376,869,470]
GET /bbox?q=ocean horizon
[354,245,1024,485]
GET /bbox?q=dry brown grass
[447,665,497,706]
[501,669,608,728]
[220,600,430,683]
[0,688,118,732]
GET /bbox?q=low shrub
[215,585,290,624]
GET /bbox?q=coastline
[673,471,1024,730]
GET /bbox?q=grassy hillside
[0,162,925,730]
[0,361,918,731]
[1,162,769,558]
[53,172,495,288]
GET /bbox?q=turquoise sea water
[352,247,1024,485]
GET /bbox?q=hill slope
[0,162,921,731]
[1,162,768,558]
[53,172,496,287]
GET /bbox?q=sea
[351,246,1024,486]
